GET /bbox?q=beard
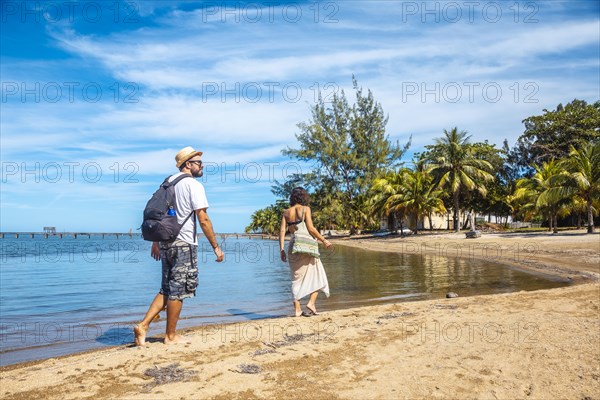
[192,169,203,178]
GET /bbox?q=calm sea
[0,235,569,366]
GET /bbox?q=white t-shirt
[168,172,209,245]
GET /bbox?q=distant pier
[0,232,277,240]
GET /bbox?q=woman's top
[286,207,305,233]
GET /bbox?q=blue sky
[1,0,599,233]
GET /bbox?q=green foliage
[558,142,600,232]
[369,169,408,233]
[424,127,495,232]
[396,168,447,234]
[514,99,600,167]
[281,77,411,233]
[512,142,600,233]
[368,166,447,234]
[247,94,599,235]
[245,200,289,235]
[270,174,308,201]
[514,160,572,233]
[464,141,512,221]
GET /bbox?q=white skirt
[287,239,330,301]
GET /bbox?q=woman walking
[279,187,333,317]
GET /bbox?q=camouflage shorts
[159,240,198,301]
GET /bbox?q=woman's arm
[278,214,288,262]
[304,207,333,248]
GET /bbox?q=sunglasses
[187,160,202,166]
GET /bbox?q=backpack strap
[179,210,195,234]
[167,173,196,238]
[166,173,193,187]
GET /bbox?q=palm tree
[311,191,344,231]
[369,170,407,233]
[514,160,571,233]
[505,193,525,224]
[559,143,600,233]
[245,200,289,235]
[245,209,266,233]
[393,169,446,234]
[568,196,588,230]
[369,167,447,234]
[427,128,495,232]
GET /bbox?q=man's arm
[196,208,224,262]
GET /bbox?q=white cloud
[2,1,598,231]
[47,8,599,90]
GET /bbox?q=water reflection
[321,244,569,309]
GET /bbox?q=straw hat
[175,146,203,168]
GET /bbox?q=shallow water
[0,235,569,366]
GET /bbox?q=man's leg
[134,293,167,346]
[164,299,191,344]
[164,242,196,344]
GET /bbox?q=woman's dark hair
[290,187,310,206]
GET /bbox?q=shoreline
[330,230,600,282]
[1,231,587,368]
[1,231,599,399]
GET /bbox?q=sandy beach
[1,231,598,399]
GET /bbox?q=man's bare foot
[133,324,147,346]
[295,310,303,317]
[164,334,192,345]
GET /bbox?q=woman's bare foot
[133,324,148,346]
[306,304,319,315]
[164,334,192,345]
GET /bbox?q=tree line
[246,79,600,235]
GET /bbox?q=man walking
[134,146,224,345]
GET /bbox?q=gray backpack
[141,174,194,242]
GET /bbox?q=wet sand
[1,231,598,399]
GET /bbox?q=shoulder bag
[291,207,320,258]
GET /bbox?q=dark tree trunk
[453,190,460,232]
[414,212,419,235]
[588,199,595,233]
[388,213,396,234]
